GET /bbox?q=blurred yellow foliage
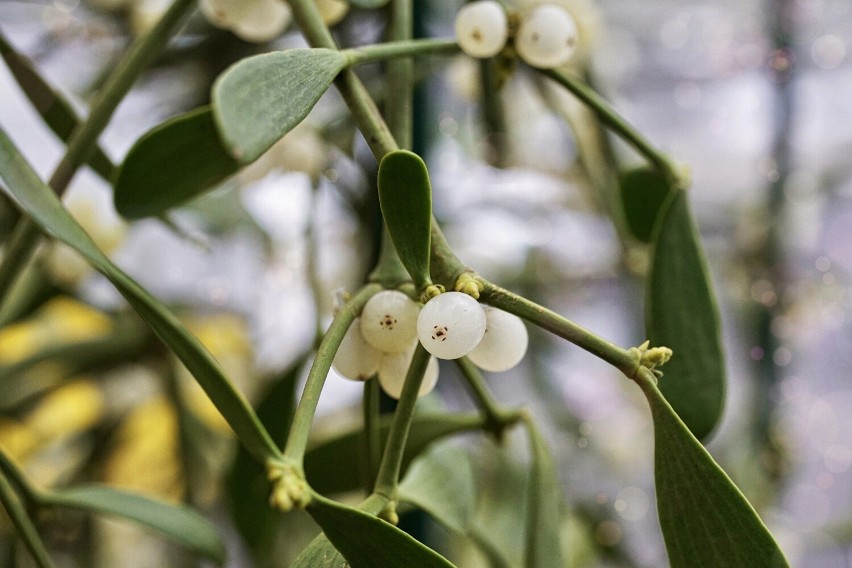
[0,297,112,364]
[103,396,182,502]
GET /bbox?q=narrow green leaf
[646,190,725,440]
[308,494,457,568]
[619,166,673,243]
[0,32,116,182]
[0,126,279,465]
[304,412,482,495]
[212,49,346,163]
[398,443,475,533]
[635,371,789,568]
[377,150,433,288]
[41,486,224,565]
[114,107,239,219]
[524,420,565,568]
[290,533,346,568]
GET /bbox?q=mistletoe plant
[0,0,789,567]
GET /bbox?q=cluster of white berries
[333,289,529,399]
[454,1,579,69]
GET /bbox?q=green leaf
[42,485,225,565]
[635,371,789,568]
[349,0,390,7]
[212,49,346,163]
[304,412,481,495]
[646,190,725,440]
[377,150,433,288]
[307,494,457,568]
[0,32,115,182]
[290,533,346,568]
[524,421,565,568]
[114,107,239,219]
[0,126,279,465]
[398,443,475,533]
[619,166,673,243]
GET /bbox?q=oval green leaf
[619,166,673,243]
[524,420,565,568]
[635,371,789,568]
[212,49,346,163]
[304,412,482,495]
[114,107,239,219]
[377,150,433,288]
[307,494,457,568]
[42,485,225,565]
[646,190,725,440]
[0,126,279,465]
[0,32,115,182]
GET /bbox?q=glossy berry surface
[467,307,529,372]
[332,319,382,381]
[360,290,420,353]
[454,1,509,59]
[515,4,579,69]
[416,292,487,360]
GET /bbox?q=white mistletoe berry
[377,348,439,400]
[360,290,421,353]
[467,307,529,372]
[332,319,382,381]
[454,1,509,59]
[515,3,579,68]
[416,292,486,360]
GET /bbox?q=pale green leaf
[0,126,278,464]
[377,150,433,288]
[636,371,789,568]
[646,190,725,440]
[308,494,457,568]
[42,486,225,565]
[114,107,239,219]
[398,443,475,533]
[212,49,346,163]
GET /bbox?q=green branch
[343,38,459,67]
[541,68,685,188]
[455,357,523,439]
[284,283,382,461]
[0,0,196,309]
[0,473,55,568]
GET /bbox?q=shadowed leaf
[619,166,673,243]
[646,190,725,440]
[114,107,239,219]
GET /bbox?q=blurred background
[1,0,851,566]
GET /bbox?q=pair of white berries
[455,1,579,69]
[332,290,529,399]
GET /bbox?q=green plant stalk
[386,0,415,150]
[343,38,458,67]
[360,378,382,491]
[541,68,682,188]
[454,357,522,438]
[372,343,431,500]
[287,0,468,282]
[0,0,196,308]
[479,58,509,167]
[284,283,382,461]
[0,449,38,506]
[480,280,638,376]
[0,472,55,568]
